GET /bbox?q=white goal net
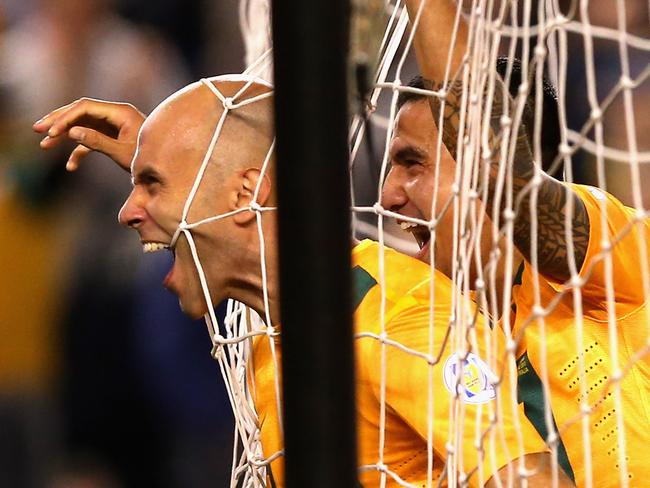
[185,0,650,486]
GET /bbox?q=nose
[381,168,408,212]
[118,188,146,229]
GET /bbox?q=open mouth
[142,241,171,253]
[398,220,431,250]
[398,219,433,263]
[141,241,176,287]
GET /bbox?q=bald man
[34,77,572,487]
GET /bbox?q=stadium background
[0,0,648,487]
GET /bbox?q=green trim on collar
[352,266,377,311]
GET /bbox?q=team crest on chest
[443,353,497,404]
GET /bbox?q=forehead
[394,100,436,137]
[132,109,210,179]
[390,100,438,152]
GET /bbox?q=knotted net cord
[189,1,650,486]
[166,74,282,487]
[348,1,649,486]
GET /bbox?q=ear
[232,168,272,225]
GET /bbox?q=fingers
[38,134,64,150]
[35,101,79,149]
[34,98,117,151]
[58,126,133,173]
[33,97,144,138]
[66,144,92,172]
[32,100,77,134]
[69,126,117,158]
[34,97,144,173]
[40,125,133,172]
[67,126,133,171]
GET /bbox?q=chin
[177,297,209,320]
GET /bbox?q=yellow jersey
[252,240,546,487]
[513,185,650,487]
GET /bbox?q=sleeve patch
[588,187,606,201]
[443,353,497,404]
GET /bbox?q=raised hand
[33,98,146,172]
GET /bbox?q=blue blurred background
[0,0,243,486]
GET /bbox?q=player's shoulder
[352,239,454,308]
[571,184,650,255]
[572,184,638,222]
[353,240,430,286]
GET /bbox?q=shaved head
[121,76,278,318]
[143,78,275,183]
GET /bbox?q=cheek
[186,191,225,224]
[407,177,436,217]
[430,186,456,243]
[149,200,183,229]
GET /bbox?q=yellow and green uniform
[512,185,650,487]
[252,240,546,487]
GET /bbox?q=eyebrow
[392,145,428,162]
[133,166,164,185]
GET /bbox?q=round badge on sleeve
[443,353,497,404]
[588,187,606,201]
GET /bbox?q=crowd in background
[0,1,243,487]
[0,0,648,487]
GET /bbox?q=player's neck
[227,254,281,325]
[232,287,281,326]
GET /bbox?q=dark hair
[396,74,428,111]
[397,58,562,179]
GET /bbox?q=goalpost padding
[271,1,359,487]
[231,0,650,485]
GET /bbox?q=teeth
[143,242,169,253]
[399,221,418,231]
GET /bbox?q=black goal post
[272,0,358,487]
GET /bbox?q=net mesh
[181,0,650,486]
[165,74,281,487]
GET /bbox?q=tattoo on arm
[422,76,590,281]
[422,78,464,161]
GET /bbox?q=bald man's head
[202,80,275,193]
[132,78,276,218]
[121,77,276,318]
[142,78,275,181]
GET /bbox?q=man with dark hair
[493,57,562,179]
[35,77,572,487]
[382,0,650,485]
[397,58,562,180]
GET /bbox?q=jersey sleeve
[363,281,547,485]
[548,185,650,318]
